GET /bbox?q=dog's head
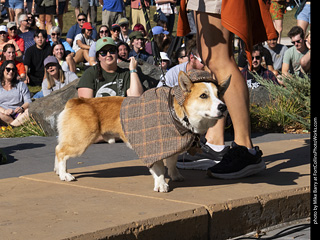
[176,70,231,134]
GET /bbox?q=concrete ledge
[0,138,310,239]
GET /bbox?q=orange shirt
[0,60,26,76]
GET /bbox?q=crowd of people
[0,0,311,178]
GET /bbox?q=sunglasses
[0,32,7,35]
[100,30,109,34]
[191,52,203,64]
[51,33,60,36]
[78,18,86,22]
[9,27,17,31]
[5,67,15,72]
[99,48,117,56]
[252,55,261,60]
[291,39,302,45]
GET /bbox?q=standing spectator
[35,0,56,34]
[42,56,78,97]
[77,37,143,98]
[118,17,132,44]
[8,0,24,25]
[0,25,22,59]
[241,45,280,89]
[57,0,69,32]
[282,26,309,76]
[88,25,111,65]
[128,31,151,62]
[88,0,99,28]
[73,22,95,64]
[24,29,52,86]
[155,0,177,34]
[0,60,31,127]
[265,35,288,76]
[296,0,310,35]
[17,14,35,53]
[0,44,26,82]
[71,0,89,21]
[66,13,97,47]
[131,0,150,29]
[52,43,76,73]
[269,0,290,43]
[7,22,25,55]
[100,0,123,28]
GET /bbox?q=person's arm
[300,51,310,73]
[126,57,143,96]
[281,62,290,77]
[78,87,94,98]
[76,39,91,50]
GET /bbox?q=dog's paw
[154,182,169,193]
[107,138,116,144]
[59,173,76,182]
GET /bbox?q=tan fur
[54,71,230,191]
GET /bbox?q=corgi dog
[54,70,230,192]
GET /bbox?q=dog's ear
[218,75,231,98]
[178,71,193,92]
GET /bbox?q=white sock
[248,148,257,155]
[206,142,226,152]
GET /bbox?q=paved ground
[0,133,311,239]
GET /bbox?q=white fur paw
[154,181,169,193]
[59,172,76,182]
[107,138,116,144]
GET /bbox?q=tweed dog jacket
[120,70,216,167]
[120,86,195,167]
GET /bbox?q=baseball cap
[44,56,59,67]
[152,26,169,35]
[96,37,116,52]
[7,22,16,29]
[111,24,120,31]
[118,17,129,26]
[0,25,8,32]
[129,31,144,41]
[82,22,93,30]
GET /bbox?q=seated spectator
[0,60,31,127]
[175,47,188,65]
[241,45,280,89]
[146,26,170,54]
[117,41,130,63]
[49,26,75,58]
[118,17,132,44]
[88,25,111,66]
[24,29,52,86]
[282,26,309,77]
[77,37,143,98]
[42,56,78,97]
[128,31,151,63]
[265,34,288,76]
[27,13,38,31]
[0,44,26,82]
[7,22,25,55]
[52,43,76,73]
[17,14,35,52]
[157,37,204,87]
[66,13,97,47]
[160,51,171,71]
[133,23,147,37]
[73,22,95,64]
[0,25,22,59]
[110,24,121,45]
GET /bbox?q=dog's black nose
[218,103,227,113]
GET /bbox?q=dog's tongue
[186,69,217,83]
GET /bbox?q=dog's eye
[200,93,208,99]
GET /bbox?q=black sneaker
[207,142,265,179]
[177,145,230,170]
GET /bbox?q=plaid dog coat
[120,86,195,167]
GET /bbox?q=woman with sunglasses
[0,44,26,82]
[77,37,143,98]
[88,25,110,66]
[0,60,31,127]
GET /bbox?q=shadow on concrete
[1,143,46,164]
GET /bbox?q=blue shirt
[103,0,123,12]
[66,23,97,42]
[129,49,150,62]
